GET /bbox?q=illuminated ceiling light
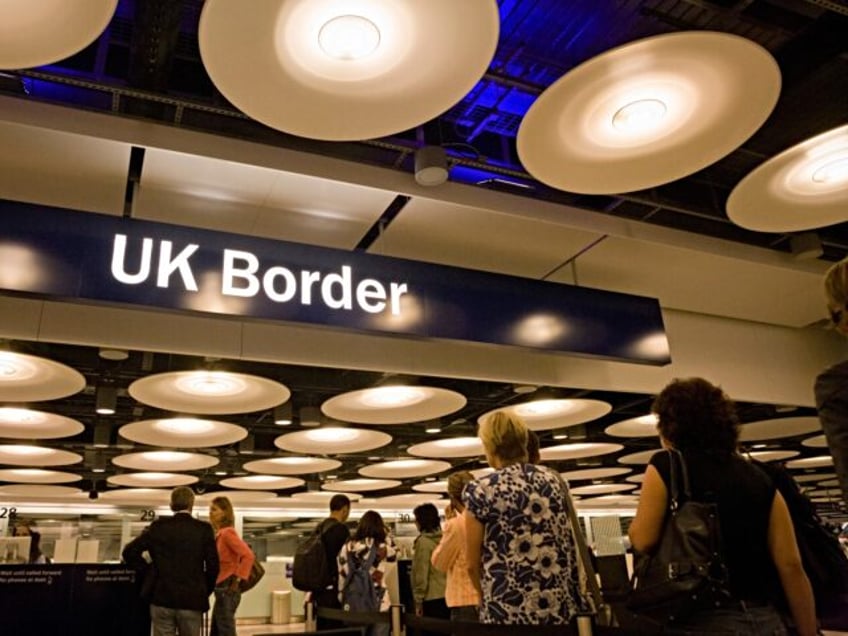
[0,468,81,484]
[0,0,118,70]
[517,31,780,194]
[407,437,484,459]
[243,456,342,475]
[612,99,667,133]
[275,428,392,454]
[318,15,381,61]
[811,156,848,185]
[738,416,822,442]
[360,459,451,479]
[727,124,848,232]
[552,429,569,440]
[155,418,217,435]
[119,418,247,448]
[480,399,611,432]
[273,403,293,425]
[99,348,128,361]
[112,450,219,472]
[107,472,198,488]
[322,386,466,425]
[0,407,84,441]
[95,384,118,415]
[425,421,442,434]
[321,478,402,492]
[0,351,85,402]
[176,371,246,396]
[361,386,426,408]
[299,406,323,427]
[198,0,499,141]
[129,370,290,415]
[604,414,660,438]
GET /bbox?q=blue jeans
[664,604,788,635]
[211,579,242,636]
[150,604,203,636]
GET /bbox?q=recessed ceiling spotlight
[318,15,380,61]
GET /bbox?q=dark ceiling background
[1,0,847,260]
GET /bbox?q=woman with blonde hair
[817,258,848,504]
[463,411,586,625]
[208,496,255,636]
[431,470,480,622]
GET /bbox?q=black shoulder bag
[627,449,731,624]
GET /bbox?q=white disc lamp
[517,31,781,194]
[0,0,118,70]
[198,0,499,141]
[727,124,848,232]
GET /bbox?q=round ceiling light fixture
[118,418,248,448]
[479,399,612,432]
[738,416,821,442]
[198,0,499,141]
[196,490,278,504]
[322,385,466,425]
[0,351,86,402]
[243,456,342,475]
[539,443,623,462]
[407,437,484,459]
[129,370,289,415]
[107,472,199,488]
[0,444,82,467]
[112,450,219,472]
[726,124,848,232]
[0,407,84,439]
[785,455,833,470]
[99,488,172,504]
[605,414,659,438]
[0,468,81,484]
[0,484,82,498]
[747,450,800,463]
[0,0,118,70]
[359,459,451,479]
[291,491,363,503]
[219,475,305,490]
[412,480,448,494]
[517,31,780,194]
[801,434,828,448]
[275,427,392,454]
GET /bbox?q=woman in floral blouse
[464,411,586,625]
[337,510,397,635]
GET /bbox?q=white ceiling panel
[136,148,395,248]
[370,197,603,277]
[0,121,128,214]
[550,237,825,327]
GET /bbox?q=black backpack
[754,460,848,617]
[292,520,332,592]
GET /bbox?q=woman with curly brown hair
[629,377,816,635]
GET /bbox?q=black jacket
[122,512,219,612]
[815,359,848,504]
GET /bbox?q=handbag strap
[666,448,692,510]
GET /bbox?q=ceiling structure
[0,0,847,531]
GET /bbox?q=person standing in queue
[209,496,254,636]
[122,486,219,636]
[817,258,848,504]
[313,494,352,630]
[431,471,480,622]
[464,412,587,625]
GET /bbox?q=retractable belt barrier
[309,604,644,636]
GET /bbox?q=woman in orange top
[431,471,480,622]
[209,496,255,636]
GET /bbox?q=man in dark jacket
[313,493,351,630]
[818,259,848,505]
[122,486,219,636]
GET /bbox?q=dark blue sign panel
[0,200,670,364]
